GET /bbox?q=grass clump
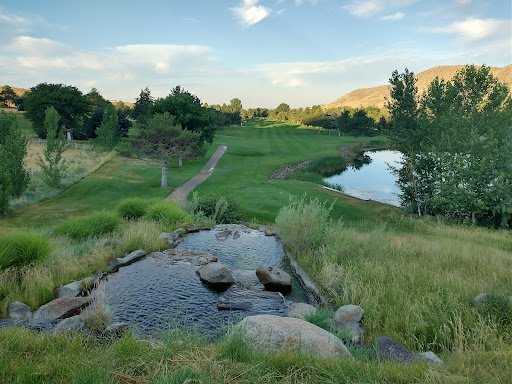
[0,231,52,270]
[55,211,121,241]
[117,197,158,220]
[186,194,243,224]
[145,201,191,227]
[308,156,347,176]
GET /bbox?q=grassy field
[1,119,511,383]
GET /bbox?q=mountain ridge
[323,64,512,110]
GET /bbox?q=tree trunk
[178,156,183,168]
[472,212,476,225]
[161,160,168,188]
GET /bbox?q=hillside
[323,64,512,109]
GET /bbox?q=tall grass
[276,198,512,358]
[145,201,191,228]
[116,197,159,220]
[0,231,52,269]
[55,211,121,241]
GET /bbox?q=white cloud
[426,17,510,41]
[184,17,199,23]
[379,12,405,21]
[343,0,418,18]
[230,0,272,28]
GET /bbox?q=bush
[117,198,158,220]
[308,156,347,177]
[187,195,243,224]
[145,201,190,226]
[55,211,121,241]
[0,231,52,269]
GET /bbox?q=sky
[0,0,510,109]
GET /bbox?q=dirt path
[167,144,227,205]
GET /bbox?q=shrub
[275,195,337,254]
[55,211,121,241]
[0,231,52,269]
[308,156,347,177]
[145,201,190,227]
[117,198,158,220]
[187,195,243,224]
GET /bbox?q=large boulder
[334,305,364,323]
[107,249,147,273]
[333,304,365,345]
[284,302,316,320]
[196,262,234,288]
[33,297,92,320]
[8,301,33,320]
[377,336,416,363]
[233,314,353,360]
[58,281,82,298]
[256,265,291,292]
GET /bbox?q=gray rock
[334,305,364,323]
[107,249,147,273]
[215,230,231,241]
[103,322,129,338]
[233,315,353,360]
[419,351,445,366]
[197,262,234,287]
[231,270,262,289]
[152,249,218,266]
[377,336,416,363]
[233,231,240,239]
[53,315,88,335]
[33,297,92,320]
[160,232,181,245]
[185,225,200,233]
[256,265,291,292]
[474,293,512,307]
[8,301,33,320]
[336,321,364,345]
[284,302,316,320]
[80,271,103,292]
[174,228,187,235]
[58,281,82,298]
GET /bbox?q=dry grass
[24,141,80,170]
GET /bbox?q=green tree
[24,83,91,138]
[132,86,154,124]
[275,103,290,113]
[96,104,119,150]
[85,88,111,110]
[37,107,66,188]
[129,113,204,187]
[150,86,216,145]
[0,86,17,107]
[0,111,29,215]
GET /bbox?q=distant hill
[323,64,512,110]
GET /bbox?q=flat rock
[0,319,60,333]
[103,322,129,338]
[196,262,234,287]
[8,301,33,320]
[234,315,353,359]
[377,336,416,363]
[152,249,218,266]
[33,297,92,320]
[107,249,147,273]
[53,315,88,335]
[59,281,82,298]
[218,285,284,310]
[185,225,200,233]
[232,270,263,289]
[419,351,446,366]
[215,230,231,241]
[284,302,316,320]
[334,305,364,323]
[256,265,291,293]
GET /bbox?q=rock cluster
[268,160,312,181]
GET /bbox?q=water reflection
[324,150,403,206]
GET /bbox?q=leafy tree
[96,104,119,150]
[275,103,290,113]
[389,65,512,226]
[129,113,204,187]
[0,111,29,215]
[150,86,216,145]
[132,86,154,124]
[37,107,66,188]
[24,83,91,138]
[85,88,111,110]
[0,86,17,107]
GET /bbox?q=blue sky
[0,0,510,108]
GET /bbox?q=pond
[100,225,309,340]
[324,150,403,207]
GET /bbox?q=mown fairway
[196,119,393,223]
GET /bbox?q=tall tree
[129,113,203,187]
[0,86,17,107]
[85,88,111,110]
[0,111,29,215]
[150,86,216,145]
[132,86,154,124]
[24,83,91,138]
[96,104,119,150]
[37,107,66,188]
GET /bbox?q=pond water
[324,150,403,207]
[101,225,309,340]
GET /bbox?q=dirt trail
[167,145,227,205]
